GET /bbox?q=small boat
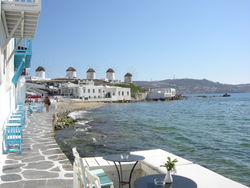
[222,93,231,97]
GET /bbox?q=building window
[122,91,124,96]
[118,91,120,96]
[88,89,90,93]
[83,89,86,93]
[105,92,111,98]
[94,96,96,98]
[98,89,101,93]
[93,89,95,93]
[127,91,129,96]
[113,92,115,96]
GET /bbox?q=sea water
[55,93,250,187]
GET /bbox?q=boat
[222,93,231,97]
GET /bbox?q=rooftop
[125,73,132,77]
[66,67,76,71]
[87,68,95,73]
[35,66,45,72]
[106,68,115,73]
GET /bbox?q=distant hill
[134,79,250,94]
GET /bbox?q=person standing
[44,96,51,112]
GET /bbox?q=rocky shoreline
[52,96,187,130]
[53,98,105,130]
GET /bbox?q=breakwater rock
[53,113,76,130]
[53,99,105,130]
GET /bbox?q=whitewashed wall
[16,76,26,104]
[36,71,45,79]
[0,5,16,156]
[124,76,132,84]
[0,39,15,125]
[66,71,76,79]
[106,72,115,81]
[86,72,95,80]
[60,84,131,101]
[147,88,176,99]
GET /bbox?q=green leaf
[163,157,178,172]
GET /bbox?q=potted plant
[162,157,178,183]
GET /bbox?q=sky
[31,0,250,84]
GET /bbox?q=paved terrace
[0,110,73,188]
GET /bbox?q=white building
[147,88,176,100]
[60,82,79,97]
[86,68,96,80]
[106,68,115,82]
[124,73,132,84]
[0,32,16,130]
[0,0,41,157]
[35,66,45,79]
[60,82,131,102]
[66,67,77,79]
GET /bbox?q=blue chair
[4,126,22,153]
[29,103,43,113]
[5,121,23,141]
[9,115,25,126]
[17,103,25,110]
[8,118,23,125]
[33,105,43,113]
[13,109,26,123]
[27,105,33,115]
[72,147,114,188]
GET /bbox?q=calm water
[56,93,250,187]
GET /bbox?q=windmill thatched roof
[125,73,132,77]
[106,68,115,73]
[87,68,95,73]
[35,66,45,72]
[66,67,76,71]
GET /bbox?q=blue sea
[55,93,250,187]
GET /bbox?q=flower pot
[164,171,173,183]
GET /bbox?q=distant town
[27,66,177,102]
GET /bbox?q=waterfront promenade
[0,109,73,188]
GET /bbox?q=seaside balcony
[11,38,32,84]
[80,149,249,188]
[14,38,32,69]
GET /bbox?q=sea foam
[68,110,87,120]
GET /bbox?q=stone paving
[0,109,73,188]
